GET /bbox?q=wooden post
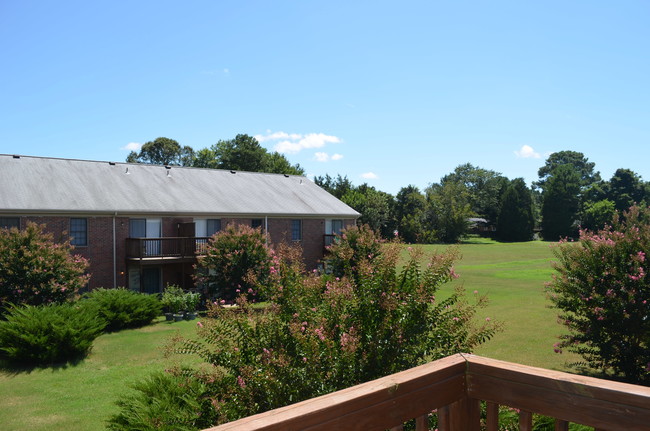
[555,420,569,431]
[415,414,428,431]
[519,411,533,431]
[486,402,499,431]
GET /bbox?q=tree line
[127,137,650,243]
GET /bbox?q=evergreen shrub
[83,288,161,332]
[0,302,105,365]
[106,371,218,431]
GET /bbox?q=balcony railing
[203,354,650,431]
[125,237,211,260]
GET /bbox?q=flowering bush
[195,224,271,301]
[0,223,89,312]
[163,228,500,425]
[548,205,650,383]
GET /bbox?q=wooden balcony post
[486,402,499,431]
[442,396,480,431]
[555,419,569,431]
[518,410,532,431]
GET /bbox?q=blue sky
[1,1,648,195]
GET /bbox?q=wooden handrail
[125,237,211,259]
[203,354,650,431]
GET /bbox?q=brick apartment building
[0,154,359,292]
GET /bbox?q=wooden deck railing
[203,354,650,431]
[125,237,211,259]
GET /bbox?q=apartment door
[142,267,161,294]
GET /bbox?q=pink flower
[196,321,203,328]
[485,317,491,322]
[302,357,307,362]
[237,375,246,388]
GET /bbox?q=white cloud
[331,153,344,160]
[361,172,378,180]
[254,131,342,154]
[514,145,541,159]
[122,142,142,151]
[314,152,330,162]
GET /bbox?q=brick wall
[13,215,357,291]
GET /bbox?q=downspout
[113,212,117,288]
[265,216,269,246]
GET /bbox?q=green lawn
[0,239,580,430]
[0,318,200,431]
[413,237,581,371]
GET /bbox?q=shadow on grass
[0,352,87,376]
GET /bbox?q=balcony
[125,237,211,261]
[203,354,650,431]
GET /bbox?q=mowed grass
[0,318,200,431]
[409,237,581,371]
[1,240,581,430]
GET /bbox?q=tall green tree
[394,185,427,243]
[314,174,354,199]
[536,150,600,191]
[581,199,616,232]
[496,178,534,242]
[126,137,194,166]
[441,163,508,222]
[607,168,645,211]
[213,134,268,172]
[541,165,581,240]
[425,182,473,243]
[341,185,395,238]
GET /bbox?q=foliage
[195,224,272,301]
[324,224,384,281]
[126,137,194,166]
[184,291,201,312]
[496,178,534,242]
[581,199,616,232]
[441,163,509,223]
[167,228,499,425]
[394,185,429,243]
[82,288,161,332]
[313,174,354,199]
[211,134,304,175]
[0,302,105,365]
[541,165,581,240]
[0,222,89,311]
[107,371,218,431]
[425,181,473,243]
[161,284,188,314]
[341,185,395,238]
[536,150,601,192]
[608,168,646,211]
[548,206,650,384]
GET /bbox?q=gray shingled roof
[0,154,360,218]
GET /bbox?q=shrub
[165,228,499,425]
[83,288,161,332]
[0,223,89,312]
[0,302,105,365]
[106,371,218,431]
[195,224,272,301]
[161,284,186,314]
[324,224,383,281]
[548,205,650,383]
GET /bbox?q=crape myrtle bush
[111,225,498,428]
[0,302,105,365]
[82,288,162,332]
[195,224,271,301]
[548,205,650,384]
[0,223,89,312]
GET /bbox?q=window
[70,218,87,246]
[251,219,263,230]
[0,217,19,230]
[291,219,302,241]
[195,219,221,237]
[331,219,343,235]
[207,219,221,237]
